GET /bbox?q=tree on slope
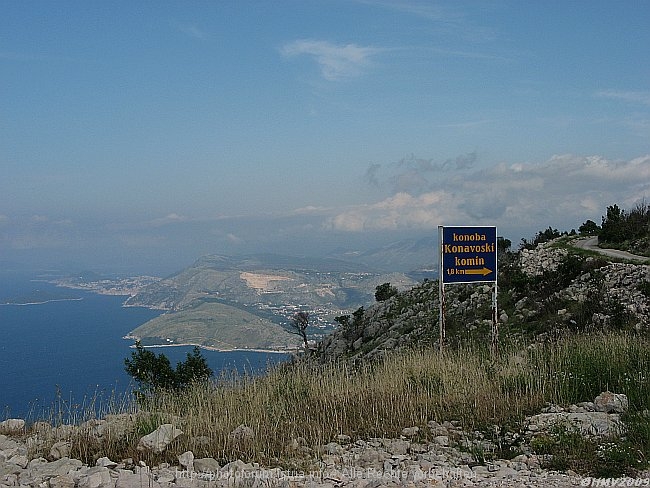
[289,311,310,351]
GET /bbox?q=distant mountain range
[125,246,426,351]
[327,236,438,274]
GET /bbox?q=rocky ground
[2,392,648,488]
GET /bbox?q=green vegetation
[128,299,300,351]
[600,202,650,256]
[374,282,398,302]
[124,342,213,392]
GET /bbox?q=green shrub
[375,282,398,302]
[124,342,213,393]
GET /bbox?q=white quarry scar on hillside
[239,272,292,292]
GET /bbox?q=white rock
[114,469,154,488]
[49,474,76,488]
[177,451,194,470]
[434,435,449,446]
[594,391,628,413]
[95,457,118,469]
[26,457,84,482]
[8,453,29,468]
[0,419,25,434]
[137,424,183,453]
[401,426,419,437]
[193,457,220,473]
[153,468,175,483]
[77,467,115,488]
[220,460,254,473]
[49,441,71,461]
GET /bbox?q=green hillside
[128,299,300,351]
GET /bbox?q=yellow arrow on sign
[464,267,493,276]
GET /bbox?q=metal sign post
[438,225,498,355]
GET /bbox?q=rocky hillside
[315,237,650,361]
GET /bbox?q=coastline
[0,297,84,306]
[122,335,296,355]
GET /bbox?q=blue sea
[0,271,289,419]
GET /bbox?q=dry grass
[23,332,650,473]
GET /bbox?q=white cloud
[325,191,461,231]
[596,90,650,107]
[358,0,454,21]
[325,154,650,237]
[226,233,243,244]
[177,23,210,41]
[291,205,332,215]
[148,213,189,227]
[280,39,381,81]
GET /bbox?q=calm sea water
[0,271,289,419]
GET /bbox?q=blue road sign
[440,226,497,284]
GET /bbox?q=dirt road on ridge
[573,236,649,263]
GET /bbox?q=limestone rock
[137,424,183,453]
[594,391,628,414]
[76,466,114,488]
[49,441,72,461]
[400,426,419,438]
[25,457,84,481]
[8,453,29,468]
[96,457,118,469]
[229,424,254,445]
[49,474,76,488]
[177,451,194,470]
[193,457,220,473]
[0,419,25,435]
[526,411,624,438]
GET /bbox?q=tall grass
[23,332,650,473]
[529,332,650,410]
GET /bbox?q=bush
[375,282,398,302]
[124,342,213,392]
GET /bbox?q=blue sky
[2,1,650,273]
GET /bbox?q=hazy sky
[2,1,649,273]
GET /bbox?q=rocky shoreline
[2,392,648,488]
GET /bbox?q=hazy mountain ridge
[126,252,416,311]
[327,236,438,273]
